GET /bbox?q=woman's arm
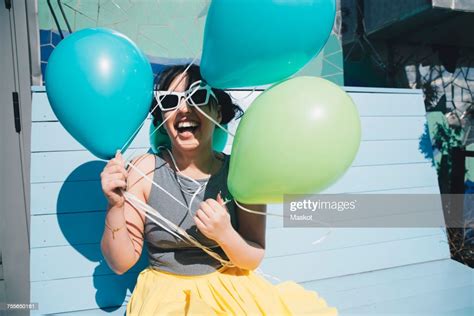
[101,201,144,275]
[218,202,266,270]
[194,195,266,270]
[100,153,153,275]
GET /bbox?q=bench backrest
[30,86,449,315]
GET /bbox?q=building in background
[341,0,474,187]
[38,0,345,86]
[342,0,474,120]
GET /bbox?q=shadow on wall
[56,160,148,312]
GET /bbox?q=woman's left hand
[194,192,233,244]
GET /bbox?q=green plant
[433,122,464,155]
[433,122,463,194]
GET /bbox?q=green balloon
[149,120,228,153]
[228,77,361,204]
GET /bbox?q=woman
[100,64,338,315]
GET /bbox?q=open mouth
[175,120,200,135]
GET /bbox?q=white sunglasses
[154,80,218,112]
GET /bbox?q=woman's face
[162,73,221,152]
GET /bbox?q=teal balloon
[149,120,229,153]
[201,0,336,88]
[149,120,171,153]
[228,77,361,204]
[45,28,153,160]
[212,124,229,152]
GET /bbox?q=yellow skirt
[126,265,338,316]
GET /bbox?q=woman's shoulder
[126,153,156,200]
[127,152,156,174]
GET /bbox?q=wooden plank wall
[30,87,450,315]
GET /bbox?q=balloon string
[229,87,258,102]
[122,112,173,163]
[116,60,333,264]
[124,148,212,236]
[124,110,333,250]
[189,101,236,137]
[122,171,331,274]
[123,191,235,267]
[127,66,236,161]
[123,152,236,267]
[146,58,199,135]
[147,84,236,150]
[125,159,188,209]
[122,145,333,273]
[150,77,335,246]
[126,155,333,248]
[234,200,333,245]
[121,57,237,161]
[254,267,283,283]
[159,145,208,225]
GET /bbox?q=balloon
[228,77,361,204]
[149,120,172,153]
[45,28,153,160]
[149,120,229,153]
[212,123,229,152]
[201,0,336,88]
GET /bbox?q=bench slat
[259,234,451,283]
[31,204,443,249]
[30,236,452,315]
[31,273,137,315]
[31,116,427,153]
[31,139,430,183]
[348,92,425,116]
[31,149,150,183]
[31,244,148,282]
[31,89,425,122]
[341,285,474,315]
[48,304,127,316]
[31,229,445,281]
[31,163,439,215]
[34,234,452,284]
[31,121,152,153]
[304,259,474,314]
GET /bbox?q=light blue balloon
[201,0,336,88]
[45,28,153,160]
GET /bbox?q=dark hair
[149,64,243,127]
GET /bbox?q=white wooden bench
[30,86,473,315]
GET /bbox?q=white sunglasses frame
[154,80,218,112]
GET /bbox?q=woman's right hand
[101,150,128,208]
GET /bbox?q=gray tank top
[144,151,239,275]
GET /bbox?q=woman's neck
[169,146,217,177]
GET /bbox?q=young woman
[100,64,338,315]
